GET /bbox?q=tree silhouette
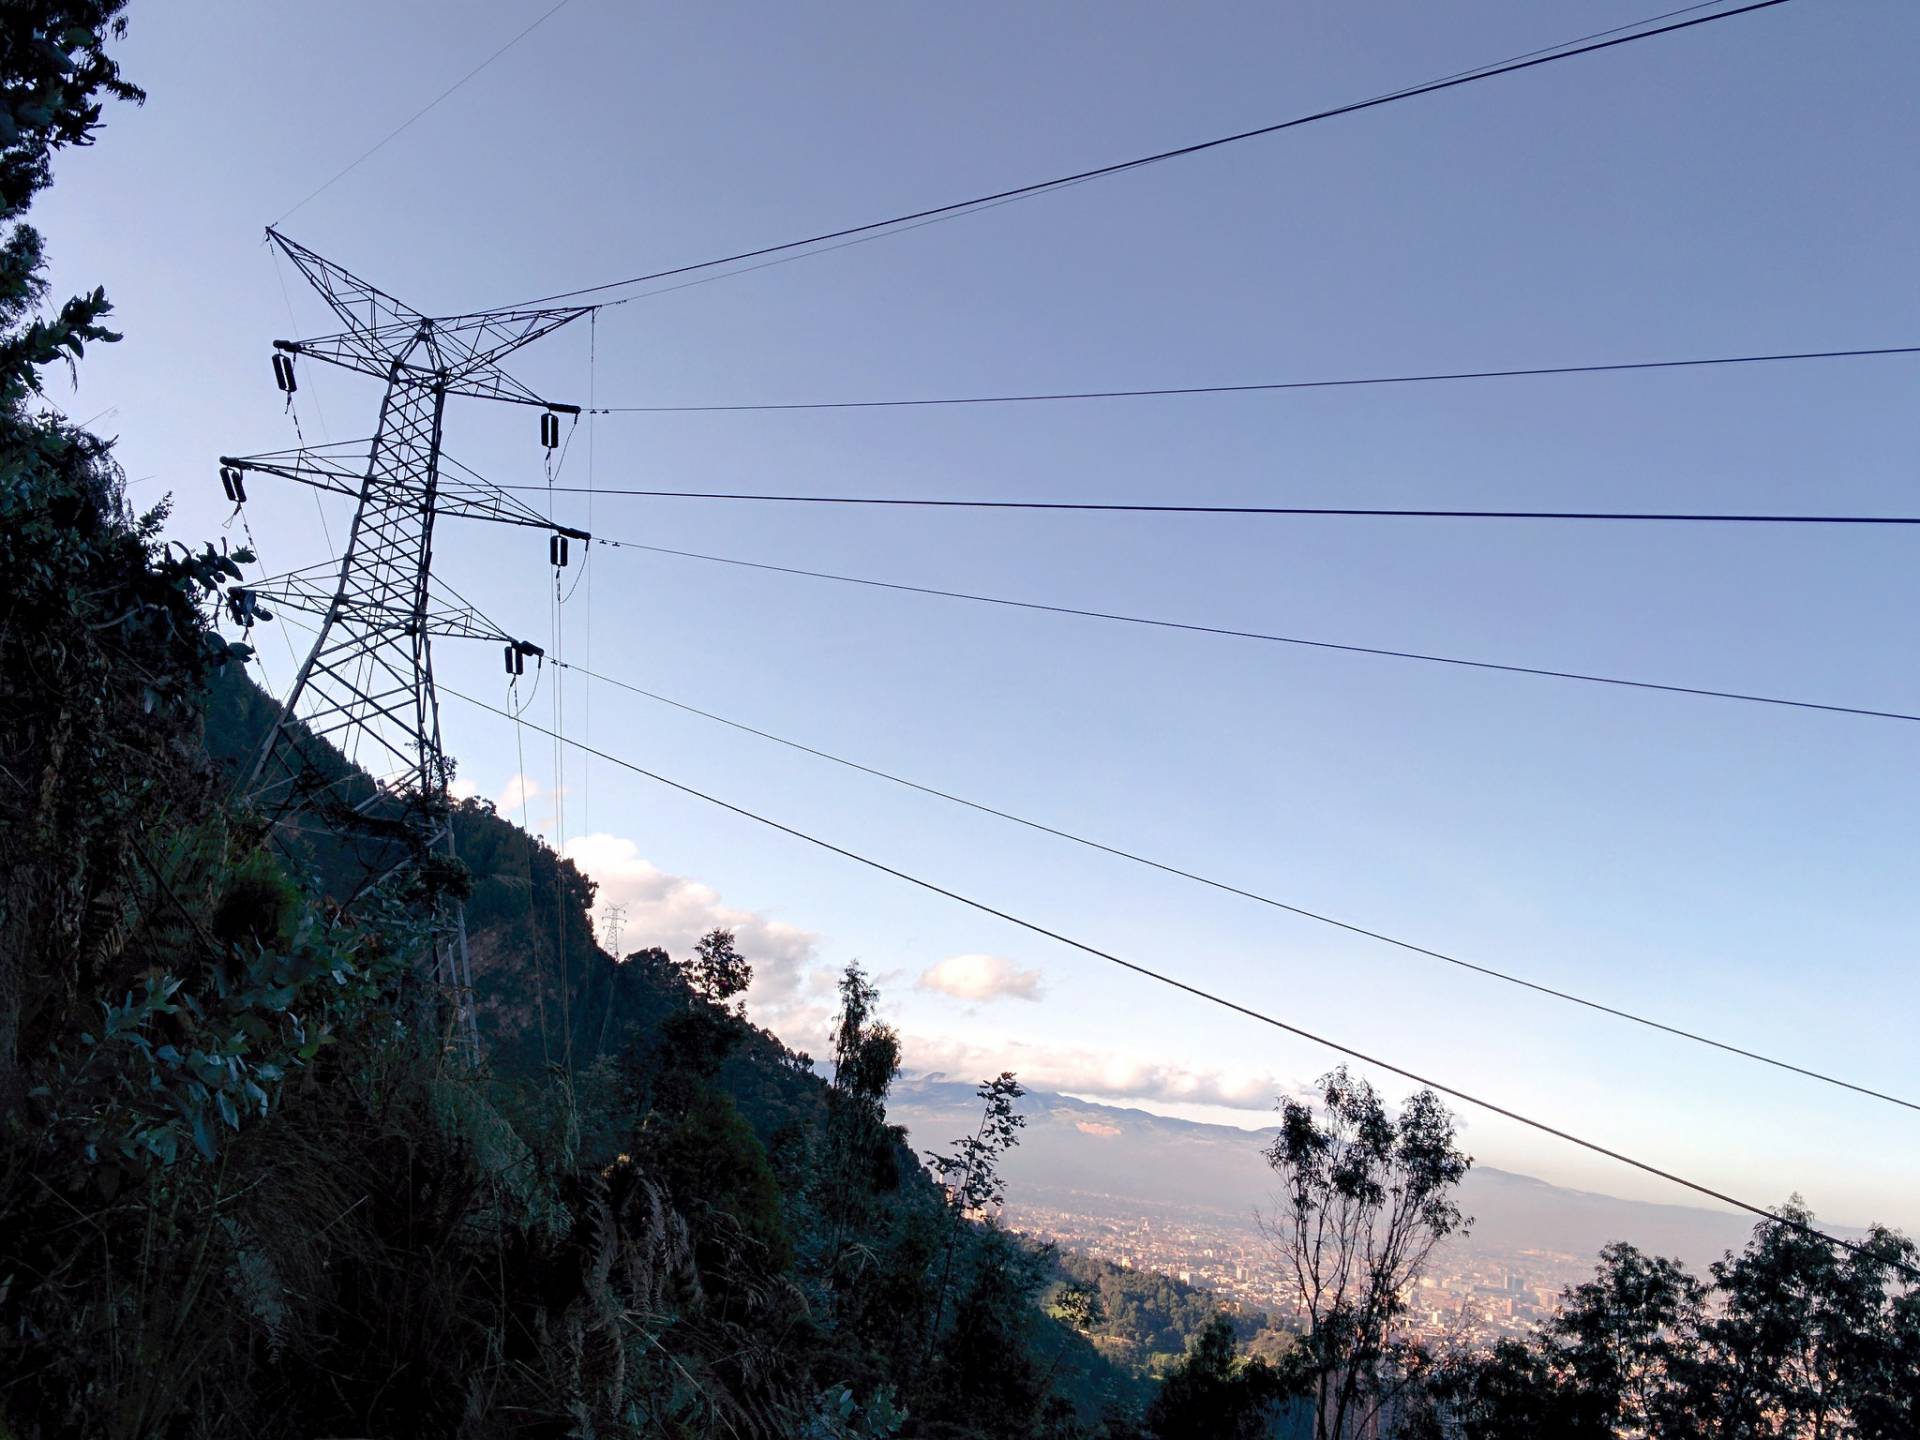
[1263,1067,1470,1440]
[683,925,752,1009]
[1145,1315,1289,1439]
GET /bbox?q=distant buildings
[1006,1191,1587,1349]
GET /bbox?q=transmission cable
[590,539,1920,726]
[441,686,1913,1281]
[587,344,1920,413]
[524,4,1736,314]
[509,669,556,1071]
[520,486,1920,526]
[272,0,580,226]
[550,655,1920,1114]
[503,0,1792,309]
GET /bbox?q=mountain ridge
[887,1074,1842,1271]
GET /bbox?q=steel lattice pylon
[225,230,591,1060]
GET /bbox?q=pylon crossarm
[273,327,429,385]
[433,478,569,531]
[268,227,424,336]
[275,331,585,410]
[221,447,577,535]
[423,305,594,377]
[222,444,362,500]
[238,576,524,645]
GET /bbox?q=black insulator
[272,353,296,393]
[540,411,559,448]
[219,466,244,503]
[227,588,255,627]
[550,534,570,568]
[504,644,523,675]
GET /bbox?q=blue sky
[34,0,1920,1229]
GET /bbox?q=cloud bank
[554,829,1290,1112]
[900,1031,1293,1111]
[561,833,820,1019]
[917,953,1044,1002]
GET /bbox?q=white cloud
[560,832,820,1024]
[545,826,1288,1108]
[900,1031,1292,1110]
[479,773,572,839]
[497,772,545,813]
[918,953,1044,1003]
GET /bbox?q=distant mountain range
[888,1076,1810,1273]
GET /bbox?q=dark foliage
[1430,1206,1920,1439]
[1053,1251,1280,1371]
[1265,1068,1470,1440]
[1144,1316,1292,1440]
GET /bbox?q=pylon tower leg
[243,335,478,1060]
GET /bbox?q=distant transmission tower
[221,230,592,1059]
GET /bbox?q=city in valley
[1007,1193,1592,1349]
[886,1076,1784,1356]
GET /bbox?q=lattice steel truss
[224,229,591,1060]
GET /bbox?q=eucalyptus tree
[1262,1066,1471,1440]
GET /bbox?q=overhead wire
[268,245,340,558]
[589,539,1920,726]
[221,501,297,689]
[1296,0,1736,100]
[571,173,1111,311]
[502,0,1794,309]
[245,247,351,721]
[519,487,1920,526]
[509,666,555,1071]
[584,313,597,838]
[549,655,1920,1114]
[547,410,578,1091]
[553,545,573,1082]
[584,344,1920,413]
[441,686,1916,1282]
[271,0,580,225]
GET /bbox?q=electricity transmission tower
[221,229,592,1059]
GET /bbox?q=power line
[271,0,579,226]
[519,486,1920,526]
[503,0,1793,308]
[503,2,1740,312]
[550,655,1920,1114]
[508,673,556,1072]
[591,539,1920,726]
[488,2,1732,317]
[587,344,1920,414]
[441,686,1914,1281]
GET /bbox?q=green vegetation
[1424,1213,1920,1440]
[1143,1317,1294,1440]
[1265,1067,1468,1440]
[1051,1252,1286,1375]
